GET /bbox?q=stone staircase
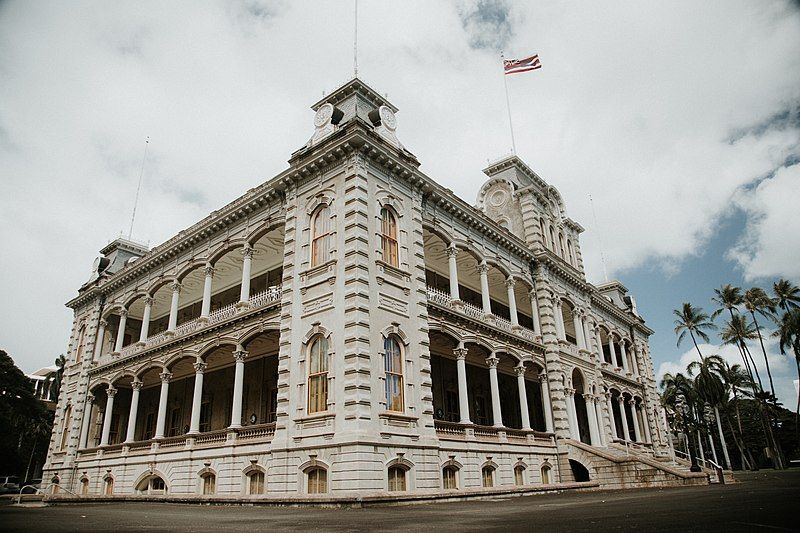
[563,439,711,489]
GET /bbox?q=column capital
[565,387,575,396]
[170,282,181,294]
[86,393,96,404]
[445,246,459,259]
[617,396,626,404]
[514,365,526,377]
[99,318,108,328]
[131,379,143,391]
[143,296,155,306]
[485,355,499,369]
[453,347,468,361]
[193,361,208,373]
[233,349,249,363]
[119,309,128,318]
[106,386,117,398]
[627,398,637,406]
[204,265,215,277]
[477,262,490,274]
[505,277,516,289]
[242,245,255,258]
[159,371,173,383]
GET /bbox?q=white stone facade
[43,78,698,502]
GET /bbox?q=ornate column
[124,379,142,443]
[154,371,172,439]
[618,396,630,441]
[642,404,653,443]
[446,246,460,301]
[630,399,642,442]
[564,388,578,439]
[529,291,542,334]
[582,318,594,356]
[486,354,503,427]
[535,286,571,439]
[100,387,117,446]
[454,344,471,424]
[506,278,519,326]
[595,393,607,445]
[167,283,181,332]
[619,341,630,373]
[189,360,207,434]
[608,334,617,367]
[200,265,214,320]
[540,378,554,432]
[238,245,254,305]
[631,343,641,376]
[553,300,566,340]
[79,394,95,449]
[229,346,248,429]
[93,320,107,360]
[586,394,600,445]
[515,366,532,430]
[113,310,128,353]
[607,395,619,439]
[138,297,154,343]
[478,262,492,315]
[572,309,585,348]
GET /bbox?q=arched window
[307,467,327,494]
[481,465,495,488]
[549,226,556,251]
[308,337,329,414]
[380,207,399,267]
[387,466,407,492]
[248,471,265,495]
[539,217,548,247]
[311,205,332,267]
[75,325,86,363]
[567,239,575,266]
[541,464,552,484]
[80,477,89,495]
[201,473,215,495]
[60,404,72,450]
[559,233,566,258]
[442,466,458,490]
[136,475,166,495]
[384,337,403,412]
[514,465,525,486]
[104,477,114,495]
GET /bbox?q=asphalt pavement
[1,469,798,532]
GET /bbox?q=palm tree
[773,279,800,312]
[719,315,762,391]
[674,303,717,361]
[661,372,701,472]
[687,355,731,469]
[718,362,757,469]
[743,287,777,396]
[774,308,800,422]
[711,284,744,320]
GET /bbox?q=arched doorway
[569,459,590,482]
[572,369,591,445]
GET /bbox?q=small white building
[43,78,706,501]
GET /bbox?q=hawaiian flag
[503,54,542,75]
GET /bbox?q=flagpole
[500,52,517,155]
[353,0,358,78]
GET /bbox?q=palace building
[43,78,707,501]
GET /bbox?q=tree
[711,284,744,320]
[720,315,762,391]
[687,355,731,469]
[774,309,800,423]
[773,279,800,312]
[743,287,777,397]
[673,303,717,361]
[661,372,702,472]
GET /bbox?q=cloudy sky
[1,1,799,405]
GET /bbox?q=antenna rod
[589,193,609,282]
[128,136,150,240]
[353,0,359,77]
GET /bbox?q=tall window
[482,466,494,488]
[388,466,407,492]
[442,466,458,490]
[199,401,212,433]
[384,337,403,412]
[104,477,114,495]
[307,467,327,494]
[60,404,72,450]
[248,471,265,495]
[202,473,215,495]
[168,407,182,437]
[380,208,399,267]
[81,478,89,495]
[75,325,86,363]
[514,465,525,486]
[311,205,332,267]
[541,464,552,484]
[308,337,329,414]
[540,218,548,247]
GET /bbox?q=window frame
[380,207,399,267]
[387,466,407,492]
[442,466,458,490]
[307,336,329,414]
[383,336,404,412]
[248,471,265,495]
[201,473,216,495]
[310,205,332,267]
[307,467,327,494]
[514,465,525,486]
[481,465,495,488]
[59,404,72,450]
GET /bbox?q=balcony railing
[434,420,552,443]
[116,286,282,359]
[426,286,540,344]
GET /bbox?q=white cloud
[0,1,799,373]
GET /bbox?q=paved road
[1,470,798,532]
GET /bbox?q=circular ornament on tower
[314,103,334,127]
[379,106,397,130]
